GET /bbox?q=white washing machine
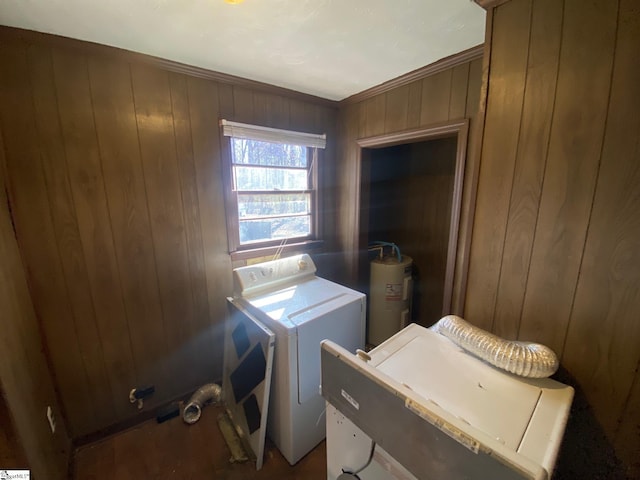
[322,324,574,480]
[232,254,366,465]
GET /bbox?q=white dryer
[322,324,574,480]
[232,254,366,465]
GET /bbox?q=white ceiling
[0,0,486,101]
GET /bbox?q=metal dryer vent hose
[430,315,559,378]
[183,383,222,424]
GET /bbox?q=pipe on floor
[183,383,222,424]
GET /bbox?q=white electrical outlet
[46,406,56,434]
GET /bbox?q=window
[221,120,326,256]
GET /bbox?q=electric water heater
[368,255,413,346]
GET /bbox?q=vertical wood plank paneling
[27,44,115,427]
[406,80,423,129]
[518,0,618,354]
[452,55,484,314]
[464,0,639,474]
[347,103,363,283]
[384,84,409,133]
[319,106,339,259]
[318,105,336,137]
[335,103,361,284]
[217,82,234,119]
[465,58,483,120]
[251,90,270,126]
[0,129,71,480]
[492,0,563,339]
[232,86,254,123]
[561,0,640,438]
[0,43,95,435]
[131,65,197,396]
[337,57,482,296]
[88,57,167,398]
[429,140,456,317]
[1,32,339,439]
[408,140,457,324]
[363,95,386,137]
[52,50,137,428]
[464,0,532,331]
[289,99,319,133]
[188,77,231,381]
[419,69,453,126]
[169,72,213,387]
[253,92,290,129]
[0,389,28,468]
[615,366,640,478]
[356,101,367,139]
[403,145,427,268]
[332,106,348,281]
[448,62,470,120]
[354,102,369,283]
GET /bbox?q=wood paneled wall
[402,138,458,325]
[335,55,483,306]
[0,28,337,438]
[0,130,71,478]
[465,0,640,476]
[0,390,28,469]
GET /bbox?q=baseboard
[70,383,218,449]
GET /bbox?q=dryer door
[224,298,275,470]
[291,295,364,404]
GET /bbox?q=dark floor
[71,387,636,480]
[73,405,326,479]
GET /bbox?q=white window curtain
[220,119,326,149]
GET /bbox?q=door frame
[355,119,469,316]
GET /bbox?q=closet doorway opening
[356,120,469,327]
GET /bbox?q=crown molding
[0,26,484,110]
[0,26,339,108]
[474,0,512,10]
[339,44,484,106]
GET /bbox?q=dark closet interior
[362,135,458,327]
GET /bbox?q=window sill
[229,239,324,262]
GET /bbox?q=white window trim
[220,120,325,259]
[220,119,326,149]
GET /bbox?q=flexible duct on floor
[430,315,559,378]
[183,383,222,424]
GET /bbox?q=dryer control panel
[233,253,317,298]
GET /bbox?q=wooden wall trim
[355,119,470,316]
[458,8,494,318]
[0,26,481,109]
[474,0,512,10]
[0,26,338,108]
[357,119,468,148]
[340,45,484,106]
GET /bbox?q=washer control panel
[233,253,317,297]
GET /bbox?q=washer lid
[241,276,363,329]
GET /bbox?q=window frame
[220,121,325,260]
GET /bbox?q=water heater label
[385,283,402,301]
